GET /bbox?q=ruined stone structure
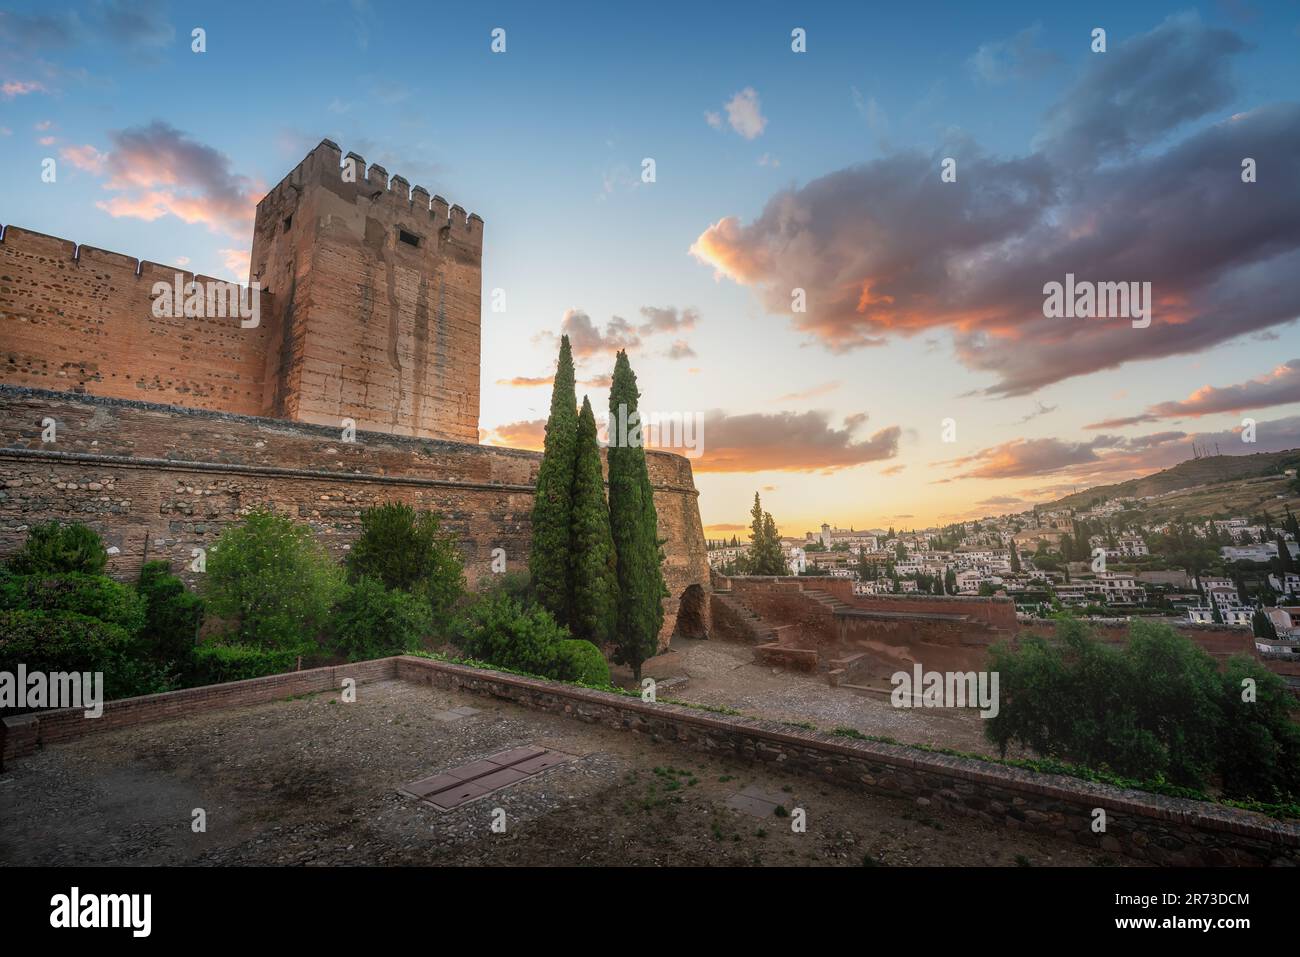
[0,141,710,644]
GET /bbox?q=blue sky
[3,1,1299,534]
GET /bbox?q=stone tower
[250,139,483,442]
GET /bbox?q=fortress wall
[249,140,482,443]
[0,387,709,646]
[0,225,275,415]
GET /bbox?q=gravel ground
[0,679,1126,867]
[644,637,1024,758]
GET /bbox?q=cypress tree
[1009,540,1021,573]
[607,350,667,681]
[569,396,619,647]
[762,512,782,574]
[529,335,578,624]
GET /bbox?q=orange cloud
[2,80,45,98]
[695,410,900,474]
[482,419,546,451]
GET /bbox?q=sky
[2,0,1299,537]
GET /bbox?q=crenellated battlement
[0,224,263,295]
[255,139,483,249]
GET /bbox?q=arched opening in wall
[675,584,708,638]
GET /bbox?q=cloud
[1037,12,1246,169]
[1016,400,1058,424]
[543,309,641,358]
[665,340,696,360]
[968,24,1060,84]
[83,122,264,237]
[0,11,80,49]
[59,144,107,174]
[694,410,901,473]
[220,249,251,283]
[638,305,699,336]
[1085,359,1300,428]
[482,419,547,451]
[690,15,1300,397]
[2,80,46,98]
[704,110,722,129]
[97,0,175,62]
[881,464,907,476]
[718,87,767,140]
[497,375,555,388]
[777,381,841,402]
[941,415,1300,483]
[977,495,1031,506]
[940,436,1118,480]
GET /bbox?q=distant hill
[1039,449,1300,514]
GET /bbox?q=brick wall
[0,225,276,415]
[0,386,709,644]
[1,657,397,762]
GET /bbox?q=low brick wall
[1,657,398,761]
[397,655,1300,865]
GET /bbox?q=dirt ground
[626,636,1023,758]
[0,679,1128,867]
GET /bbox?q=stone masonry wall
[0,225,276,415]
[0,386,710,646]
[1,139,483,444]
[248,140,482,441]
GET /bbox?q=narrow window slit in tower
[398,229,421,248]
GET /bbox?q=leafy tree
[986,618,1300,798]
[6,521,107,576]
[329,576,432,660]
[137,561,204,665]
[204,509,344,653]
[1252,608,1278,640]
[606,350,667,681]
[529,335,579,624]
[346,502,465,625]
[569,396,619,647]
[1278,534,1296,574]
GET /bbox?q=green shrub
[329,576,433,661]
[203,509,344,654]
[986,617,1300,800]
[6,521,108,576]
[556,638,611,685]
[1,572,146,636]
[137,561,204,665]
[453,592,612,684]
[345,503,466,624]
[1217,655,1300,802]
[188,642,299,685]
[0,609,173,703]
[455,591,571,678]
